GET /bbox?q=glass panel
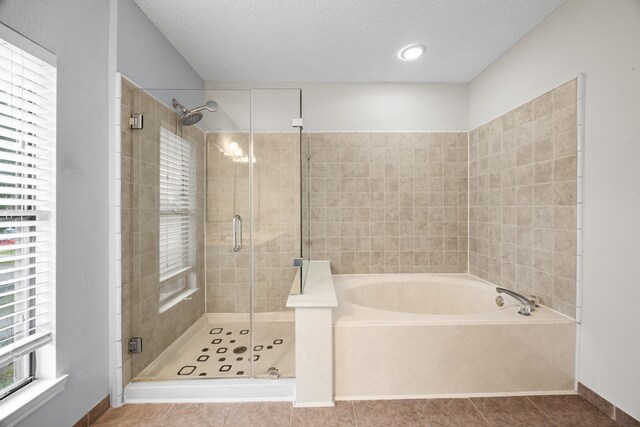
[125,85,250,381]
[250,89,300,378]
[121,83,301,384]
[203,89,253,378]
[300,132,311,292]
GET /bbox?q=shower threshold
[124,377,296,403]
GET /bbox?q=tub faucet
[496,287,537,316]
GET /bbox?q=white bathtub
[333,274,576,399]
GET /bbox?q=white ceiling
[132,0,566,83]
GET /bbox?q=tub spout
[496,287,537,316]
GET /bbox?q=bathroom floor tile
[413,398,489,426]
[470,396,554,427]
[93,395,625,426]
[291,401,356,426]
[353,400,423,426]
[160,403,231,426]
[92,403,173,426]
[527,395,617,427]
[223,402,292,427]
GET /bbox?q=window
[0,33,56,399]
[159,127,195,305]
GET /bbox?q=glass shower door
[201,89,253,378]
[250,89,302,378]
[122,84,301,384]
[125,87,210,381]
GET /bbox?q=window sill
[0,375,68,427]
[159,288,198,314]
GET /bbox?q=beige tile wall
[121,77,206,383]
[468,79,577,317]
[205,132,300,313]
[120,78,579,383]
[307,132,468,274]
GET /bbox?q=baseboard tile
[578,383,639,426]
[72,396,111,427]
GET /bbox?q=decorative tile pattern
[135,319,295,380]
[468,79,578,317]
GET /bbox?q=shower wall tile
[307,132,468,274]
[468,79,577,318]
[206,132,300,313]
[120,77,206,383]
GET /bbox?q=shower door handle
[232,215,242,252]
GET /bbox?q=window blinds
[0,37,56,367]
[159,128,193,282]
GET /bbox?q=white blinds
[159,128,194,282]
[0,37,55,367]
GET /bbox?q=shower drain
[233,346,247,354]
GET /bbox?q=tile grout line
[409,400,427,426]
[351,401,359,427]
[467,398,491,426]
[525,396,560,427]
[289,403,293,427]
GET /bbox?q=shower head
[172,98,218,127]
[181,111,204,126]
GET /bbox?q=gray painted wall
[0,0,111,426]
[0,0,206,425]
[468,0,640,418]
[117,0,204,109]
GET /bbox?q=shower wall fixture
[172,98,219,127]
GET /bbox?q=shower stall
[119,80,307,391]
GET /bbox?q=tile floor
[94,395,620,426]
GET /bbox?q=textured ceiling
[132,0,566,83]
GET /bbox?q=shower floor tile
[135,312,295,380]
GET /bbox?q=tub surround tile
[307,132,468,275]
[469,79,578,317]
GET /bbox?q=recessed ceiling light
[398,44,426,61]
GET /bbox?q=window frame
[158,127,196,309]
[0,22,63,422]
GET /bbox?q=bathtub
[333,274,575,399]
